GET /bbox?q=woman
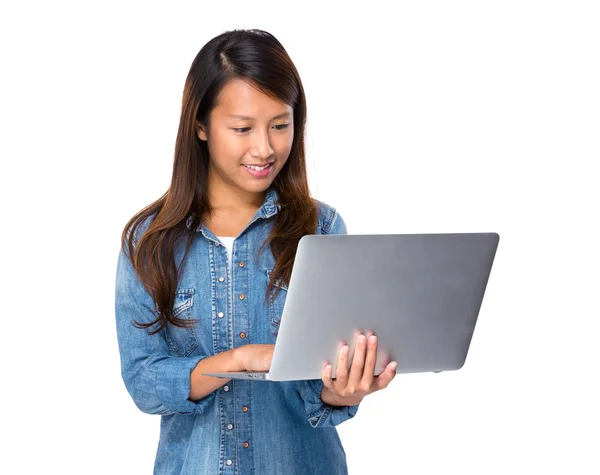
[115,28,397,474]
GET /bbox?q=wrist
[320,386,346,407]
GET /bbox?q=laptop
[202,232,499,381]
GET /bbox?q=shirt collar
[185,186,281,232]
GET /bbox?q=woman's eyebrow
[227,112,291,120]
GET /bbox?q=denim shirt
[115,186,360,475]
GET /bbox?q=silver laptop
[202,232,499,381]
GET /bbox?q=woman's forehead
[213,79,292,119]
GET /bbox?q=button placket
[215,238,227,331]
[214,233,233,461]
[241,404,249,449]
[223,237,252,468]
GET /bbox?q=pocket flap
[173,288,194,317]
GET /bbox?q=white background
[1,1,598,474]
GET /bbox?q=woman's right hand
[234,344,275,372]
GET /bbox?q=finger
[361,334,378,387]
[374,361,398,391]
[349,334,367,386]
[322,363,335,390]
[334,344,351,388]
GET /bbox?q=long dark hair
[121,29,318,335]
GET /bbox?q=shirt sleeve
[295,207,361,428]
[324,207,348,236]
[115,245,216,416]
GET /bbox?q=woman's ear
[196,120,207,141]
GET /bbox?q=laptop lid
[265,232,499,381]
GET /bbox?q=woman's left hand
[321,333,397,407]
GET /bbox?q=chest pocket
[266,269,288,336]
[165,288,198,356]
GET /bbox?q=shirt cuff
[155,355,216,415]
[298,378,360,428]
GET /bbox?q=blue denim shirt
[115,187,360,474]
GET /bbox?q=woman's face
[196,78,294,201]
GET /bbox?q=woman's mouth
[242,162,273,177]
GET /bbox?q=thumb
[374,362,397,391]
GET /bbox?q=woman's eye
[232,124,289,134]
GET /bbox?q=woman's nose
[252,130,274,158]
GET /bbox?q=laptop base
[202,371,271,380]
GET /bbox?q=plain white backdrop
[1,1,598,474]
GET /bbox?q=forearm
[190,348,244,401]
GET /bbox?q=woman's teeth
[244,164,270,171]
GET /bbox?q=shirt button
[243,442,249,448]
[226,459,232,466]
[218,276,225,282]
[240,332,246,339]
[218,312,224,318]
[242,406,248,412]
[215,242,220,247]
[227,423,233,430]
[223,385,229,392]
[238,261,245,268]
[239,294,245,300]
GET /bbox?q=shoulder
[124,210,159,247]
[312,198,348,235]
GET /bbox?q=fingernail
[369,335,377,343]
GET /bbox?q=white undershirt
[217,236,235,270]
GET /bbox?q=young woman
[115,28,397,475]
